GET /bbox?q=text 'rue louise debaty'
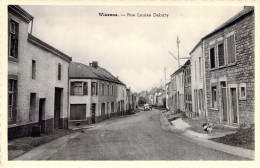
[99,13,170,18]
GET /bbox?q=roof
[28,34,72,62]
[202,6,254,40]
[8,5,34,23]
[147,87,158,95]
[69,62,125,85]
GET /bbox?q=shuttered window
[210,47,215,69]
[227,34,236,64]
[218,42,225,67]
[211,86,217,108]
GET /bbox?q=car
[144,104,151,111]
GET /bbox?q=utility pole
[176,35,180,68]
[164,67,166,91]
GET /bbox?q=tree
[138,97,146,105]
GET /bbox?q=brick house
[69,62,126,126]
[8,5,72,139]
[202,6,254,126]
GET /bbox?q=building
[190,42,206,120]
[165,82,171,109]
[183,60,193,117]
[175,67,185,113]
[202,6,254,126]
[8,5,72,139]
[169,74,177,112]
[69,62,126,126]
[146,87,157,106]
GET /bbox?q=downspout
[30,19,34,34]
[67,62,70,128]
[202,40,208,123]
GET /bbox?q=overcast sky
[21,5,243,93]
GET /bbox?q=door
[39,98,45,133]
[91,103,96,123]
[230,88,238,124]
[221,82,228,122]
[54,88,63,129]
[101,103,105,119]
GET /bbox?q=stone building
[202,6,254,126]
[8,5,72,139]
[69,62,126,126]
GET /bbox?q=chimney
[89,61,98,68]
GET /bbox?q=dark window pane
[218,43,225,66]
[210,48,215,68]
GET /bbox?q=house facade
[183,60,192,117]
[8,5,72,139]
[69,62,126,126]
[203,6,254,126]
[190,42,206,120]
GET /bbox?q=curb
[160,113,255,160]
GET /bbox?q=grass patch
[210,127,255,150]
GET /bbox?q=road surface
[49,109,247,160]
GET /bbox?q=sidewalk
[8,129,80,160]
[161,111,254,160]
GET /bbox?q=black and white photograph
[1,1,258,164]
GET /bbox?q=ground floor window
[211,86,217,108]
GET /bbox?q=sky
[21,5,243,93]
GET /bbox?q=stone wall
[204,10,254,126]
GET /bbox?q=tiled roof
[147,87,158,95]
[69,62,125,85]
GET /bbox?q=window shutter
[96,82,98,95]
[15,22,19,58]
[70,82,75,95]
[83,82,88,95]
[227,35,235,64]
[8,19,10,57]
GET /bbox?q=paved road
[50,109,247,160]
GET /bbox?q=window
[210,47,215,69]
[239,83,246,99]
[112,85,114,95]
[9,20,19,58]
[8,79,17,121]
[211,86,217,108]
[107,84,110,95]
[91,82,98,96]
[227,34,236,64]
[218,42,225,67]
[32,60,36,79]
[102,83,105,96]
[70,82,88,95]
[58,63,61,80]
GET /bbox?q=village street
[41,110,247,160]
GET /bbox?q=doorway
[91,103,96,123]
[39,98,45,133]
[220,82,228,122]
[54,88,63,129]
[230,88,238,124]
[101,103,105,120]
